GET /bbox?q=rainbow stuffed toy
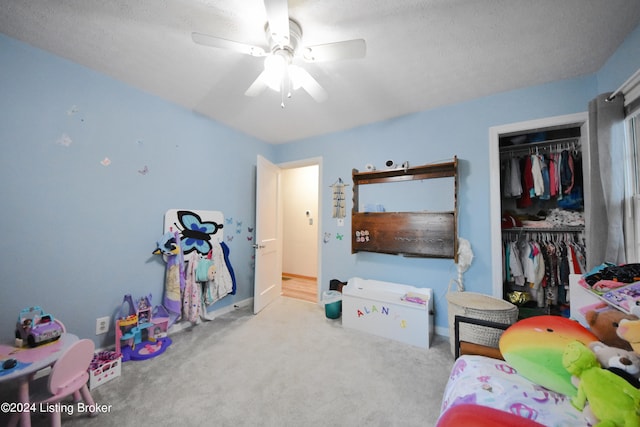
[499,315,597,397]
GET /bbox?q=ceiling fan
[191,0,366,107]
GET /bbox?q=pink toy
[115,294,171,361]
[15,306,64,348]
[9,339,98,426]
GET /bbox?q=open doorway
[279,159,321,303]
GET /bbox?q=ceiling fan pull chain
[286,69,293,100]
[281,86,285,109]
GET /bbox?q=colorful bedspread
[439,355,586,427]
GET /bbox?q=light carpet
[0,297,454,426]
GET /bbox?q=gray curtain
[586,93,626,268]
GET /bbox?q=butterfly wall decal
[173,210,223,255]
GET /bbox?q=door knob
[252,244,265,249]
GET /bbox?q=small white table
[0,333,78,427]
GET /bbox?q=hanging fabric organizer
[330,178,348,219]
[162,209,236,324]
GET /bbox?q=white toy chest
[342,277,433,349]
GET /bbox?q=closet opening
[489,113,589,319]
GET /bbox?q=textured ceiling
[1,0,640,143]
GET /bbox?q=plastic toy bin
[342,277,433,349]
[88,352,122,390]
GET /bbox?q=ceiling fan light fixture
[289,65,304,90]
[192,3,362,105]
[263,53,287,91]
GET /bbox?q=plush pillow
[499,315,598,396]
[437,404,545,427]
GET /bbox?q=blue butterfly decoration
[174,210,223,255]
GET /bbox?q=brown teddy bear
[585,308,638,351]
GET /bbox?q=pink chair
[9,339,98,427]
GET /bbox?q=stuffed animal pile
[562,341,640,427]
[569,304,640,425]
[588,341,640,388]
[498,311,640,426]
[618,314,640,354]
[497,265,640,425]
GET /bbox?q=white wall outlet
[96,316,110,335]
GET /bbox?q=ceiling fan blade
[263,0,290,46]
[192,32,266,57]
[302,39,366,63]
[245,70,269,97]
[291,66,328,103]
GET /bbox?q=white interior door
[253,155,283,314]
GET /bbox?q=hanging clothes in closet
[500,129,586,317]
[501,145,583,212]
[503,231,586,310]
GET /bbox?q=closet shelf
[352,158,456,185]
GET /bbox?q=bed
[437,316,586,427]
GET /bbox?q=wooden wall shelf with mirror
[352,156,458,261]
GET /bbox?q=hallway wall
[282,165,319,277]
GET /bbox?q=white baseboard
[95,297,254,353]
[435,325,449,337]
[167,298,253,334]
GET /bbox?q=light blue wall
[1,22,638,345]
[275,76,596,332]
[276,23,640,333]
[0,34,275,347]
[596,23,640,94]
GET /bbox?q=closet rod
[503,226,584,232]
[499,137,580,153]
[502,227,584,237]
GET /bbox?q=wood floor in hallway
[282,274,317,303]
